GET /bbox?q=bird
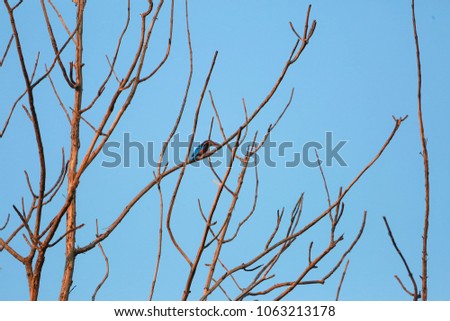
[190,140,219,161]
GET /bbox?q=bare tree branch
[202,115,405,300]
[183,130,242,300]
[149,173,164,300]
[91,220,110,301]
[411,0,430,301]
[383,216,419,300]
[0,213,11,231]
[0,34,13,67]
[335,259,350,301]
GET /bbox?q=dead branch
[0,34,13,67]
[138,0,174,83]
[0,237,26,263]
[273,211,366,300]
[202,115,405,300]
[91,220,110,301]
[165,51,220,269]
[224,157,259,243]
[42,148,68,203]
[394,275,416,298]
[265,207,285,250]
[0,213,10,231]
[1,49,40,138]
[149,174,164,300]
[48,224,85,248]
[335,259,350,301]
[4,4,49,299]
[203,137,252,296]
[46,66,71,123]
[411,0,430,301]
[12,205,34,246]
[233,196,305,300]
[40,0,75,88]
[183,130,242,300]
[81,0,131,113]
[47,0,74,41]
[314,148,332,222]
[157,0,192,178]
[383,216,419,300]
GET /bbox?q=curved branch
[91,220,110,301]
[0,213,10,231]
[383,216,419,300]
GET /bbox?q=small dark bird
[190,140,219,161]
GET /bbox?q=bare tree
[0,1,408,300]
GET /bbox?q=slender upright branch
[411,0,429,301]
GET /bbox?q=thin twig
[308,241,315,267]
[47,0,74,42]
[42,148,68,203]
[12,205,34,245]
[0,214,10,231]
[105,55,121,83]
[149,173,164,300]
[138,0,174,83]
[1,50,40,138]
[383,216,419,300]
[91,220,110,301]
[265,208,284,250]
[335,259,350,301]
[224,157,260,243]
[0,34,14,67]
[46,65,71,124]
[69,107,104,135]
[395,275,416,297]
[314,148,332,222]
[212,277,232,301]
[40,0,76,88]
[24,170,37,198]
[47,224,85,248]
[218,257,243,291]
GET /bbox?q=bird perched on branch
[190,140,219,161]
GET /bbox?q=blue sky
[1,0,450,300]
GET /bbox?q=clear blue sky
[1,0,449,300]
